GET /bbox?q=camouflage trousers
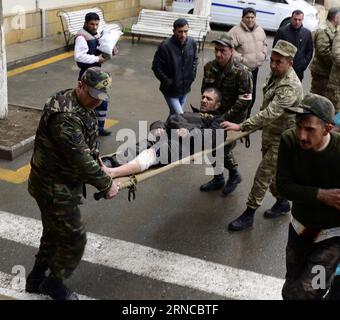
[246,139,280,209]
[34,196,87,280]
[310,73,329,96]
[325,84,340,113]
[282,224,340,300]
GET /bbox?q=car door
[210,0,246,25]
[249,0,289,31]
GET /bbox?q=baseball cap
[81,67,112,102]
[272,40,297,59]
[285,93,335,124]
[212,33,234,48]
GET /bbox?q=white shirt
[74,35,100,65]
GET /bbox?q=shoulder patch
[71,132,83,144]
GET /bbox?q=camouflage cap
[212,33,234,48]
[285,93,335,124]
[272,40,297,59]
[81,67,112,102]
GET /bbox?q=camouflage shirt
[310,20,338,77]
[28,89,112,205]
[241,67,303,142]
[201,58,253,123]
[329,31,340,87]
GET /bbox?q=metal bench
[131,9,210,52]
[58,7,122,48]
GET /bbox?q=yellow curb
[0,120,119,184]
[7,51,74,78]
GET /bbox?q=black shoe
[25,263,48,294]
[101,155,121,168]
[228,208,255,231]
[99,129,111,136]
[26,273,47,294]
[328,276,340,300]
[200,175,225,192]
[263,199,291,219]
[222,170,242,196]
[39,276,79,300]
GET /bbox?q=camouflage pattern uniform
[241,43,303,209]
[310,20,338,95]
[202,57,252,170]
[28,84,112,280]
[326,31,340,112]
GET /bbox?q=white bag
[98,25,123,57]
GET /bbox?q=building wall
[324,0,340,8]
[4,0,141,45]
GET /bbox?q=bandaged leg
[107,148,157,178]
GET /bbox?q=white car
[172,0,319,31]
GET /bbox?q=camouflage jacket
[310,20,338,77]
[201,58,253,123]
[328,31,340,87]
[241,67,303,142]
[28,89,112,205]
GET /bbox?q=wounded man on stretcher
[100,87,228,178]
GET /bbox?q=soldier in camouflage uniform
[222,40,303,231]
[310,7,340,95]
[326,30,340,113]
[25,67,119,300]
[200,33,253,196]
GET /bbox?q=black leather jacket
[273,23,314,73]
[152,35,198,97]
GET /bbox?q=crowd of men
[24,7,340,300]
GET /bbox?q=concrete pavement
[1,28,313,300]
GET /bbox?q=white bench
[58,7,122,47]
[131,9,211,52]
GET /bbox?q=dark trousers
[34,196,87,280]
[95,101,109,132]
[249,68,259,114]
[282,223,340,300]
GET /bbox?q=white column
[0,0,8,120]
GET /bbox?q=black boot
[39,275,78,300]
[200,174,225,192]
[101,155,121,168]
[222,169,242,196]
[228,207,255,231]
[263,198,291,218]
[25,262,48,294]
[327,275,340,300]
[99,129,111,136]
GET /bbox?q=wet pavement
[0,34,313,300]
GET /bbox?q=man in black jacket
[152,18,198,115]
[273,10,313,81]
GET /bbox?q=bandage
[135,148,157,171]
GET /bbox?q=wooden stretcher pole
[112,130,255,192]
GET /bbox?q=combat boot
[228,207,255,231]
[25,262,48,294]
[328,276,340,300]
[39,275,78,300]
[200,174,225,192]
[222,169,242,196]
[263,198,291,218]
